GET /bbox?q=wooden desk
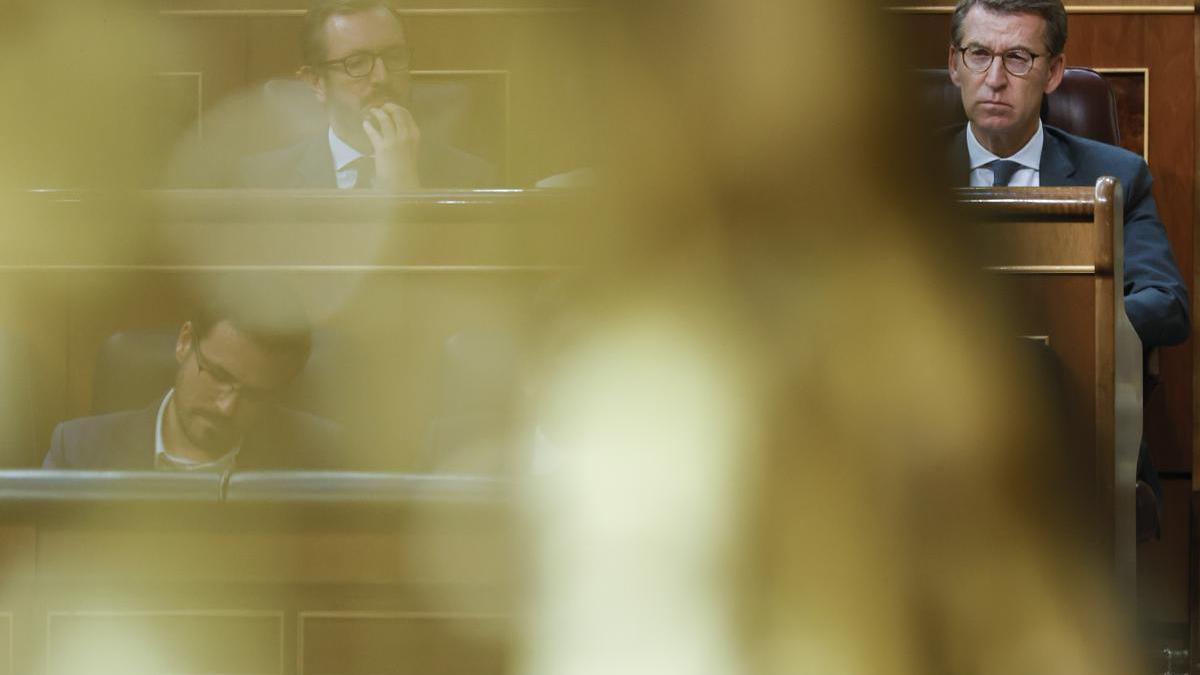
[0,471,512,675]
[956,177,1142,598]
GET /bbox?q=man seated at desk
[944,0,1189,532]
[43,281,341,471]
[237,0,495,190]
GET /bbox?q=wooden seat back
[956,177,1142,597]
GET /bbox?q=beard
[179,406,241,454]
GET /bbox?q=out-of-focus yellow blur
[521,3,1136,675]
[0,0,1139,673]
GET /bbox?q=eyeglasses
[193,341,277,404]
[320,47,411,79]
[954,45,1045,77]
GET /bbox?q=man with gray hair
[945,0,1189,537]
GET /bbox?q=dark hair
[301,0,404,66]
[190,275,312,367]
[950,0,1067,55]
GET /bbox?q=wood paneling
[1139,478,1190,624]
[0,496,511,675]
[0,614,13,675]
[1099,69,1147,158]
[888,2,1194,10]
[0,276,71,467]
[46,611,282,675]
[159,0,588,12]
[300,612,506,675]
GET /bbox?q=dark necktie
[989,159,1023,187]
[347,156,375,189]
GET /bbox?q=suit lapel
[1038,128,1076,186]
[943,126,971,187]
[297,135,337,188]
[110,404,160,469]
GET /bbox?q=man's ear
[298,65,327,104]
[175,322,194,366]
[1044,53,1065,94]
[948,45,962,88]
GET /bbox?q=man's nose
[213,388,241,416]
[984,55,1008,88]
[369,56,390,83]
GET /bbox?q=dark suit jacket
[42,401,344,470]
[947,124,1190,348]
[236,133,497,189]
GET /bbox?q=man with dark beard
[43,279,341,470]
[238,0,495,189]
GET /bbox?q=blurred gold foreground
[0,0,1138,673]
[522,2,1135,675]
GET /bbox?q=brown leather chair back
[918,67,1120,145]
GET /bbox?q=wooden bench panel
[956,179,1141,598]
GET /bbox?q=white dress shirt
[328,127,372,190]
[155,388,240,471]
[966,120,1044,187]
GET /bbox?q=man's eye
[968,47,991,58]
[1005,51,1033,64]
[345,54,372,69]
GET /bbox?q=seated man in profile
[238,0,495,190]
[43,281,340,470]
[945,0,1189,534]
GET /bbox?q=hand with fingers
[362,102,421,190]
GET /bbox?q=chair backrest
[917,67,1121,145]
[91,330,177,414]
[958,179,1140,601]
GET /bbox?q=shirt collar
[966,120,1044,171]
[155,388,240,471]
[328,126,367,172]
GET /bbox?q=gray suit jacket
[236,134,497,189]
[946,124,1190,347]
[43,401,344,470]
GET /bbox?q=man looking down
[44,279,340,470]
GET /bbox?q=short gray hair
[950,0,1067,55]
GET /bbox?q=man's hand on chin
[362,102,422,190]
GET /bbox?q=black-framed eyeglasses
[319,47,411,79]
[193,341,277,404]
[954,45,1045,77]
